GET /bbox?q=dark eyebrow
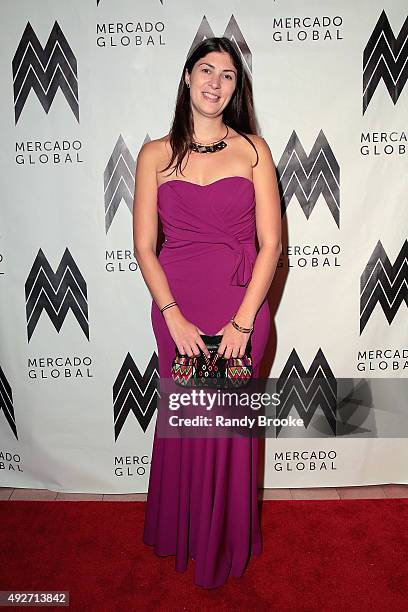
[198,61,236,74]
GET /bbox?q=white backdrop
[0,0,407,493]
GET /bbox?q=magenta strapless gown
[143,176,271,589]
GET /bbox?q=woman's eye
[201,68,234,79]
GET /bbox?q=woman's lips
[202,91,220,103]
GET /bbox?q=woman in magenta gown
[133,37,282,589]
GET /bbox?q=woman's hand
[163,308,210,358]
[215,321,251,358]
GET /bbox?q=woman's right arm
[132,142,209,358]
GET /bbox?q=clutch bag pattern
[171,334,252,388]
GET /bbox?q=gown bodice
[156,175,257,287]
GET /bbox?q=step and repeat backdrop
[0,1,407,493]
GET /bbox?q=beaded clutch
[171,334,253,389]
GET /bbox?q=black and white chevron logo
[277,130,340,227]
[12,21,79,124]
[276,349,337,436]
[363,10,408,114]
[25,248,89,342]
[360,240,408,334]
[104,135,144,233]
[113,352,159,440]
[0,365,17,440]
[188,14,251,79]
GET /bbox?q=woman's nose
[208,74,221,88]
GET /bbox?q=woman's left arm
[216,136,282,358]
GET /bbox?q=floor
[1,484,407,501]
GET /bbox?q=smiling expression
[185,51,238,116]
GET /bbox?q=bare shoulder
[137,134,170,168]
[243,132,263,146]
[138,136,168,163]
[237,132,272,168]
[245,134,270,153]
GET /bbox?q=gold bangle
[230,315,253,333]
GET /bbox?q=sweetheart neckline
[157,175,254,191]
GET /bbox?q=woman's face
[185,50,237,118]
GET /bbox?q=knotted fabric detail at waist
[230,240,255,286]
[163,235,255,287]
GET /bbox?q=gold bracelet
[230,314,253,333]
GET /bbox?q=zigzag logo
[0,365,17,440]
[113,352,159,439]
[25,248,89,342]
[187,14,251,79]
[277,130,340,226]
[12,21,79,124]
[360,240,408,333]
[276,348,337,436]
[104,134,143,233]
[363,10,408,114]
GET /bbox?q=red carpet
[1,498,407,610]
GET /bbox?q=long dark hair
[160,36,259,177]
